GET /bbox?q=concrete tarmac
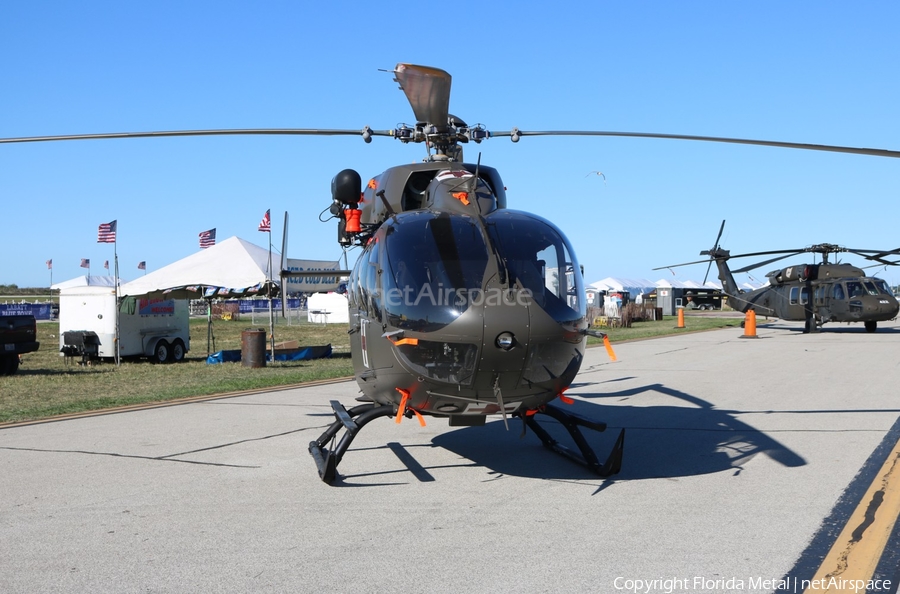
[3,318,900,593]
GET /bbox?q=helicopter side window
[814,285,827,306]
[366,241,382,320]
[799,286,810,305]
[789,287,800,305]
[833,284,845,300]
[348,260,359,308]
[354,246,371,313]
[846,281,864,298]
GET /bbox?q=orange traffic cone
[741,310,758,338]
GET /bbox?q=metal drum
[241,329,266,368]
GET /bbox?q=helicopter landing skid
[309,400,396,484]
[518,404,625,477]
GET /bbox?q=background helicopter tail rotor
[701,220,727,285]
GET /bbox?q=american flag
[137,261,146,270]
[103,260,109,270]
[98,220,117,243]
[199,228,216,249]
[258,209,271,232]
[80,258,90,268]
[46,259,52,269]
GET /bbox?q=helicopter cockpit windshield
[375,209,586,332]
[485,210,586,323]
[381,211,489,332]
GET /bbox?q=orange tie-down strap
[603,335,617,362]
[558,388,575,405]
[395,388,426,426]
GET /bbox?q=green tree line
[0,285,52,296]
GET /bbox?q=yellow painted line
[803,437,900,593]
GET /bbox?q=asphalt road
[3,318,900,593]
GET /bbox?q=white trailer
[58,286,190,363]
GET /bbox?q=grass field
[0,313,740,424]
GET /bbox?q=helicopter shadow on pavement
[432,382,806,483]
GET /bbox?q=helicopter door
[788,286,811,320]
[815,284,831,320]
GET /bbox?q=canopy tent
[655,278,723,290]
[589,277,657,297]
[119,236,277,299]
[52,275,121,290]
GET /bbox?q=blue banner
[0,303,55,320]
[229,298,303,313]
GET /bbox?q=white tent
[655,278,723,290]
[307,293,350,324]
[51,275,121,290]
[590,277,657,297]
[119,236,277,299]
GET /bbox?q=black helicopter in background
[4,64,900,484]
[658,221,900,333]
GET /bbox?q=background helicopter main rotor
[656,221,900,277]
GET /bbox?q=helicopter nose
[858,295,900,318]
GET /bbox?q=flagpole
[114,237,120,366]
[268,222,276,365]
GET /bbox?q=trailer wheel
[152,340,170,364]
[170,339,186,363]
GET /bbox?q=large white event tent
[589,277,657,298]
[119,236,277,299]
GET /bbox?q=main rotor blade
[0,128,395,144]
[849,248,900,266]
[853,247,900,259]
[652,258,713,271]
[726,249,807,259]
[732,253,800,274]
[497,130,900,159]
[392,63,451,130]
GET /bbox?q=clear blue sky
[3,2,899,289]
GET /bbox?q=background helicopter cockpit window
[485,211,586,323]
[863,280,882,296]
[846,281,865,298]
[873,279,894,295]
[381,212,489,332]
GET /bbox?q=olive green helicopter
[657,221,900,333]
[3,64,900,484]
